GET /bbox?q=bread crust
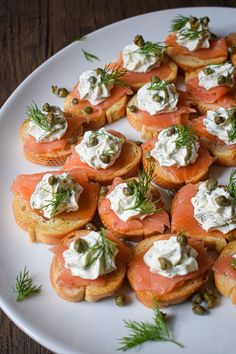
[127,235,209,307]
[20,118,83,166]
[12,181,100,244]
[200,139,236,167]
[50,229,131,302]
[64,94,128,130]
[214,241,236,304]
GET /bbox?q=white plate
[0,6,235,354]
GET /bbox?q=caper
[152,75,160,83]
[189,16,199,29]
[214,115,225,125]
[215,195,231,207]
[115,294,127,306]
[177,233,188,247]
[159,257,172,270]
[62,178,68,184]
[58,88,69,97]
[87,136,98,147]
[68,135,78,144]
[205,178,218,191]
[218,75,226,85]
[85,223,97,231]
[201,16,210,26]
[47,111,54,123]
[192,303,208,315]
[166,126,176,136]
[48,175,58,185]
[74,238,89,253]
[99,186,108,197]
[129,105,138,112]
[51,85,58,94]
[230,258,236,270]
[42,102,51,112]
[96,68,103,75]
[203,67,213,76]
[84,106,93,114]
[72,98,78,105]
[203,287,217,309]
[191,292,204,305]
[133,34,145,47]
[88,76,97,84]
[100,154,111,164]
[152,94,163,103]
[123,186,133,196]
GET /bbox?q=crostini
[98,166,170,240]
[20,102,83,166]
[226,32,236,67]
[189,107,236,166]
[213,240,236,304]
[185,62,236,114]
[64,64,132,130]
[142,125,215,189]
[63,128,142,185]
[171,173,236,251]
[11,170,100,244]
[127,234,213,307]
[127,76,194,140]
[50,228,132,302]
[166,15,228,72]
[109,34,178,90]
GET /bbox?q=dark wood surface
[1,0,236,353]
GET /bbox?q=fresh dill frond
[227,168,236,200]
[171,15,191,32]
[228,107,236,142]
[148,77,169,91]
[99,64,128,88]
[117,307,183,351]
[81,49,100,62]
[174,125,197,150]
[14,267,41,302]
[178,28,209,41]
[136,41,166,57]
[40,187,71,217]
[26,101,51,131]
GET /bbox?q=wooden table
[1,0,235,353]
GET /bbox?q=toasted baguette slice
[50,229,132,302]
[19,118,83,166]
[200,139,236,167]
[127,235,209,307]
[226,33,236,67]
[12,180,100,244]
[214,241,236,304]
[64,93,128,130]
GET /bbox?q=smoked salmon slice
[128,235,213,295]
[213,255,236,281]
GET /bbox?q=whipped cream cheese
[107,182,153,222]
[176,17,211,51]
[122,42,165,73]
[75,128,123,169]
[150,126,199,167]
[198,62,235,90]
[30,173,83,219]
[144,236,198,278]
[63,231,118,279]
[191,181,236,234]
[27,106,68,143]
[136,79,179,115]
[203,107,236,145]
[78,69,113,105]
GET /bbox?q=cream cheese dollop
[203,107,236,145]
[136,79,179,115]
[191,181,236,234]
[150,126,200,167]
[78,69,113,105]
[27,106,68,143]
[30,173,83,219]
[75,128,123,169]
[63,231,118,279]
[122,42,165,73]
[144,236,198,278]
[176,18,211,51]
[198,62,235,90]
[107,182,153,222]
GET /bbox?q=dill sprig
[81,49,100,62]
[26,101,51,131]
[117,307,183,351]
[84,228,117,272]
[136,41,166,57]
[99,64,128,88]
[174,125,197,150]
[148,77,169,91]
[14,267,41,302]
[227,168,236,200]
[178,28,210,41]
[171,15,191,32]
[228,107,236,142]
[40,187,71,217]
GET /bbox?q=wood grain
[0,0,235,353]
